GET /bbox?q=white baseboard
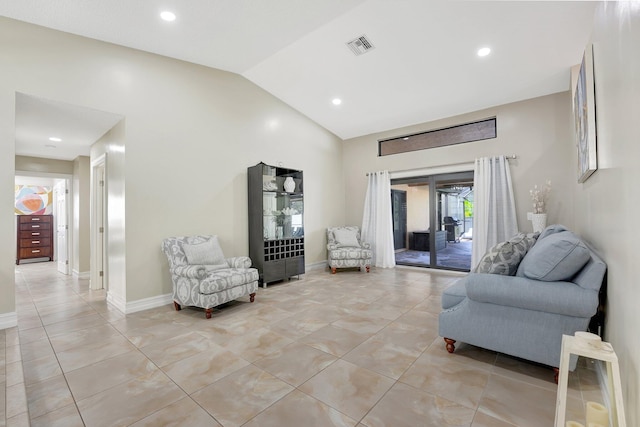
[72,270,90,279]
[125,293,173,314]
[106,291,126,314]
[0,311,18,329]
[306,261,328,271]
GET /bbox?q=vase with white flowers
[530,180,551,232]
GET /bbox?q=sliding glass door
[391,171,473,271]
[433,173,474,270]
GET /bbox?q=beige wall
[72,156,90,275]
[0,91,15,320]
[578,3,639,423]
[0,17,345,310]
[15,155,74,175]
[343,92,576,231]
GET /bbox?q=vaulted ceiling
[2,0,596,160]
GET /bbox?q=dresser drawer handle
[31,249,41,253]
[32,240,40,244]
[31,224,40,228]
[31,217,41,221]
[32,232,40,236]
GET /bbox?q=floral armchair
[161,235,258,318]
[326,226,372,274]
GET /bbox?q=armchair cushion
[333,228,361,247]
[520,231,590,281]
[182,236,226,266]
[199,268,260,295]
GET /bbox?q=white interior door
[54,180,69,274]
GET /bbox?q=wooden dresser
[16,215,54,264]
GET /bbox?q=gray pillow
[519,231,590,281]
[333,228,361,248]
[474,232,536,276]
[182,236,226,267]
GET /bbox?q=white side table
[554,334,626,427]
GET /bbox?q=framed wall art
[574,43,598,183]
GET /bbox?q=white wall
[577,3,640,424]
[72,156,90,275]
[0,17,345,313]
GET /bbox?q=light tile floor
[5,262,605,426]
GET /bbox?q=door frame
[391,189,407,250]
[15,171,73,273]
[53,178,70,275]
[392,170,474,271]
[90,154,107,291]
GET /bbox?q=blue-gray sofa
[439,225,606,373]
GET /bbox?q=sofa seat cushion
[328,247,372,260]
[442,279,468,309]
[519,231,591,281]
[474,232,537,276]
[464,273,598,318]
[199,268,259,295]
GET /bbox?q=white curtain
[471,156,518,269]
[361,171,396,268]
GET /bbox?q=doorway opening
[15,173,72,273]
[391,171,473,271]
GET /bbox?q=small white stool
[554,334,626,427]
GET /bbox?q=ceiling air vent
[346,35,375,56]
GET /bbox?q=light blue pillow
[537,224,568,241]
[519,231,590,281]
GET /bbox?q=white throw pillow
[183,236,226,266]
[333,228,361,248]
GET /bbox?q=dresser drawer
[19,238,51,248]
[19,230,48,239]
[19,247,52,259]
[19,215,52,224]
[19,222,52,232]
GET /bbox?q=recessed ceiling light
[160,11,176,22]
[49,137,62,142]
[477,47,491,57]
[332,98,342,106]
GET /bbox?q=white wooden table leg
[555,338,572,427]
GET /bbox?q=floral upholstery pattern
[161,235,258,317]
[327,226,372,273]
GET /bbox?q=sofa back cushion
[519,231,591,281]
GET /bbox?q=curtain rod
[366,154,517,176]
